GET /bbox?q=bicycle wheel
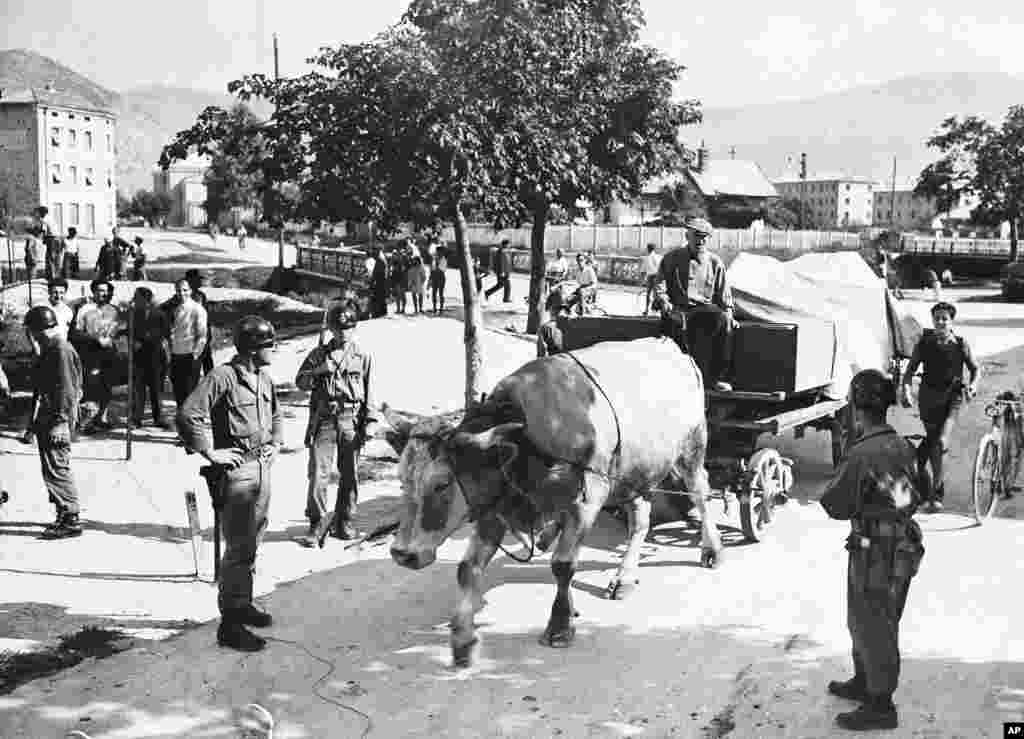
[971,434,1001,523]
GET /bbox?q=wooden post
[569,222,575,253]
[616,224,622,251]
[126,306,133,461]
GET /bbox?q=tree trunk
[525,201,550,335]
[1011,216,1019,263]
[453,206,485,408]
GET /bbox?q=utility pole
[273,33,285,273]
[889,155,897,230]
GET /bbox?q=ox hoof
[701,548,724,569]
[451,637,479,669]
[539,625,576,649]
[607,578,639,600]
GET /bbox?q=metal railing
[900,236,1012,258]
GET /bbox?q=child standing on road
[430,250,447,314]
[900,301,980,513]
[408,256,428,314]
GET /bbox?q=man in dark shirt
[900,302,979,512]
[24,305,84,539]
[128,287,171,428]
[484,239,513,303]
[654,216,735,391]
[821,369,924,731]
[177,316,283,652]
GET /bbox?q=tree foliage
[917,106,1024,258]
[127,189,173,223]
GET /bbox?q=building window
[106,169,113,188]
[68,128,76,148]
[85,168,94,186]
[846,184,851,190]
[51,163,61,184]
[69,203,80,226]
[85,131,93,151]
[106,133,112,152]
[50,127,61,147]
[845,198,850,205]
[69,165,78,185]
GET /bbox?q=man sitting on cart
[654,216,736,392]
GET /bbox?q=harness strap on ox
[563,350,623,488]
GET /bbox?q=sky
[2,0,1022,107]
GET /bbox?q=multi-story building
[773,174,875,228]
[0,85,117,236]
[153,154,209,227]
[872,186,938,231]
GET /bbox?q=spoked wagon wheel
[739,449,791,542]
[972,434,1001,524]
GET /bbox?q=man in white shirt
[642,243,663,316]
[74,279,121,431]
[63,227,80,278]
[168,278,209,407]
[567,253,598,314]
[47,279,74,341]
[545,248,569,286]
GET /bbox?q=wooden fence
[900,235,1014,259]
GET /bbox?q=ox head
[388,410,524,570]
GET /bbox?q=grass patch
[0,626,132,695]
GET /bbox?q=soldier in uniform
[177,316,283,652]
[24,305,85,539]
[296,301,380,546]
[821,369,925,731]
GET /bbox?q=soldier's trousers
[218,459,271,614]
[35,431,79,516]
[306,415,359,525]
[847,537,920,699]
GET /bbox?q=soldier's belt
[325,400,361,415]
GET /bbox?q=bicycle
[971,393,1024,523]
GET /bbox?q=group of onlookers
[20,207,147,283]
[14,268,211,438]
[366,236,449,318]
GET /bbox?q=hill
[691,71,1024,184]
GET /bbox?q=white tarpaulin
[727,252,922,398]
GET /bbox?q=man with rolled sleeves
[655,216,736,392]
[821,369,925,731]
[177,316,283,652]
[24,305,84,539]
[296,300,380,546]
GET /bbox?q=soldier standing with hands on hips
[820,369,925,731]
[296,300,380,546]
[177,316,283,652]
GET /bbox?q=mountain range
[3,49,1024,195]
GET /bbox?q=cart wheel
[971,433,1001,524]
[739,449,788,542]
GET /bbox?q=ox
[388,337,723,667]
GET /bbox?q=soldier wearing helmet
[23,304,84,539]
[295,299,380,546]
[820,369,925,732]
[177,315,283,652]
[653,216,736,392]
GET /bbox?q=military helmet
[327,301,359,329]
[24,305,58,331]
[849,369,896,411]
[234,315,276,353]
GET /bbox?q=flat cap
[685,217,713,235]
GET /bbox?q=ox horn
[380,403,427,456]
[451,422,525,452]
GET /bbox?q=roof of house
[686,160,779,198]
[773,171,877,186]
[0,86,115,115]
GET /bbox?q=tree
[160,103,274,226]
[917,107,1024,260]
[128,189,173,224]
[405,0,700,333]
[231,29,496,407]
[760,197,806,229]
[116,190,133,218]
[657,180,706,225]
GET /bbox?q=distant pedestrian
[484,239,512,302]
[167,278,209,408]
[472,255,486,295]
[391,247,409,314]
[430,249,447,314]
[237,224,248,251]
[408,256,428,314]
[44,231,66,281]
[94,239,123,282]
[24,236,40,282]
[642,243,662,316]
[130,236,147,280]
[111,227,132,279]
[369,248,389,318]
[63,227,80,279]
[23,305,84,540]
[128,286,171,428]
[922,267,941,301]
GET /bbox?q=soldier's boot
[234,604,273,628]
[827,676,869,701]
[835,695,898,731]
[298,519,328,549]
[41,512,83,540]
[332,516,357,541]
[217,619,266,652]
